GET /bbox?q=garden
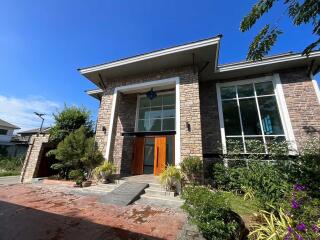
[159,139,320,240]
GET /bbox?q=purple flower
[291,199,300,209]
[312,224,319,233]
[284,233,291,240]
[296,223,307,232]
[295,234,304,240]
[294,184,306,191]
[288,226,294,233]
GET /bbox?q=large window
[136,92,175,132]
[218,80,286,154]
[0,129,8,135]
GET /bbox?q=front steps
[137,182,184,209]
[80,183,120,194]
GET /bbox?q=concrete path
[0,184,186,240]
[0,175,20,185]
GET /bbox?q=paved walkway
[0,184,187,240]
[0,175,20,185]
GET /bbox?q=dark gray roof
[0,119,20,129]
[18,127,51,134]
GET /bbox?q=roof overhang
[213,51,320,80]
[79,36,221,88]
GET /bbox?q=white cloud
[0,95,60,132]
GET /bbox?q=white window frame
[135,91,176,132]
[216,74,297,154]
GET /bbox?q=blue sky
[0,0,318,131]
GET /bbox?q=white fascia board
[86,89,103,95]
[79,37,220,75]
[217,51,320,73]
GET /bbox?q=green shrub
[180,156,203,183]
[212,162,290,208]
[68,169,85,185]
[0,156,23,176]
[159,165,181,191]
[181,186,240,240]
[94,161,117,183]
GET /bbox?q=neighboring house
[0,118,21,156]
[17,127,51,143]
[78,36,320,177]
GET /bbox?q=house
[78,36,320,177]
[16,127,51,143]
[0,118,21,156]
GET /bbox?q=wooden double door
[132,136,174,176]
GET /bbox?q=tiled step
[81,183,119,193]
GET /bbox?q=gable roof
[18,127,51,135]
[0,119,20,129]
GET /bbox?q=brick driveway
[0,184,186,240]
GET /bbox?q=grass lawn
[0,157,23,177]
[222,191,261,227]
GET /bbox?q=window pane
[222,100,241,135]
[149,107,162,119]
[0,129,8,135]
[226,137,244,153]
[140,97,150,108]
[238,84,254,97]
[258,96,284,135]
[163,94,175,105]
[150,96,162,107]
[163,106,175,118]
[255,81,274,95]
[138,119,149,131]
[139,108,150,119]
[221,86,236,99]
[239,98,262,135]
[150,119,161,131]
[245,137,264,153]
[162,118,175,131]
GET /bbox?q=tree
[240,0,319,60]
[49,105,94,143]
[49,126,104,179]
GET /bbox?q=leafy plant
[68,169,85,186]
[249,207,293,240]
[94,161,117,183]
[180,156,203,184]
[159,165,181,191]
[181,186,240,240]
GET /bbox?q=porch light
[146,88,157,100]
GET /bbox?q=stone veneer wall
[94,66,203,174]
[20,134,49,183]
[279,68,320,149]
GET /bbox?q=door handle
[156,147,159,167]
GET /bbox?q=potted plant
[159,165,182,193]
[94,161,117,183]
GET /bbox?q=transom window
[136,92,175,132]
[218,80,286,154]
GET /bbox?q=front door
[154,136,166,176]
[132,136,173,176]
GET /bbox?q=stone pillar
[20,134,49,183]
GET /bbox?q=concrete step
[144,188,175,197]
[140,194,184,204]
[82,183,119,193]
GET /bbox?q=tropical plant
[240,0,320,60]
[49,105,94,143]
[181,186,240,240]
[159,165,182,191]
[94,161,117,183]
[249,207,293,240]
[180,156,203,184]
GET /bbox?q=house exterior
[79,36,320,177]
[0,118,21,156]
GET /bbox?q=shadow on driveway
[0,200,163,240]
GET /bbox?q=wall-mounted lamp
[186,122,191,132]
[102,126,107,134]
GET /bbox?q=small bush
[94,161,117,183]
[0,156,23,176]
[180,156,203,183]
[159,165,181,191]
[181,186,240,240]
[68,169,85,186]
